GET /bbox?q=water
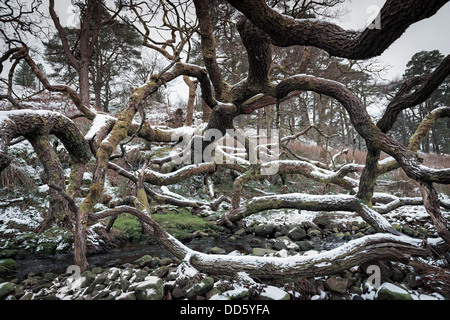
[14,234,345,280]
[14,235,254,280]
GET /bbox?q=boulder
[254,224,276,238]
[287,226,307,241]
[0,282,15,299]
[259,286,290,300]
[35,243,57,255]
[272,236,299,251]
[252,248,277,256]
[183,277,214,299]
[375,283,413,300]
[135,276,164,300]
[134,255,153,268]
[325,276,351,294]
[0,259,18,278]
[296,241,313,251]
[80,270,97,288]
[307,228,321,238]
[208,247,226,254]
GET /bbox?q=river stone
[374,283,413,300]
[209,247,226,254]
[296,241,313,251]
[287,226,307,241]
[35,243,57,255]
[80,270,96,288]
[252,248,277,256]
[183,277,214,299]
[117,291,136,300]
[272,236,299,251]
[307,228,321,238]
[259,285,290,300]
[0,259,18,278]
[325,276,351,294]
[0,282,15,299]
[134,255,153,268]
[135,276,164,300]
[249,237,264,248]
[255,224,276,238]
[106,268,121,281]
[151,266,169,278]
[223,287,250,300]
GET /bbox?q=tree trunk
[183,76,197,126]
[79,63,91,108]
[29,136,72,232]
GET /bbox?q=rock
[402,225,417,237]
[151,266,169,278]
[333,232,346,240]
[160,258,173,266]
[0,259,18,278]
[106,268,121,281]
[120,279,130,292]
[234,228,246,236]
[222,287,250,300]
[135,276,164,300]
[43,272,58,282]
[208,247,226,254]
[325,276,351,294]
[307,228,321,238]
[80,270,97,288]
[171,286,185,299]
[150,257,162,268]
[117,291,136,300]
[19,291,34,300]
[375,283,413,300]
[296,241,313,251]
[391,268,405,282]
[259,286,290,300]
[0,282,15,299]
[353,232,365,239]
[349,286,362,295]
[272,236,299,251]
[183,277,214,299]
[313,212,335,230]
[206,287,222,300]
[249,237,264,248]
[35,243,57,255]
[252,248,277,256]
[417,226,428,237]
[0,249,19,259]
[134,255,153,268]
[287,226,307,241]
[254,224,276,238]
[92,267,103,274]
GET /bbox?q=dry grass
[286,140,369,165]
[286,141,450,197]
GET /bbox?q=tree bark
[226,0,449,60]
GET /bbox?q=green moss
[108,214,147,242]
[153,208,225,240]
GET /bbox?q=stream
[14,234,346,280]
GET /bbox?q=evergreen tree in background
[14,60,36,89]
[44,6,142,112]
[391,50,450,154]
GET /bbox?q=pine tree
[14,60,36,88]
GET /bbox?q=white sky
[334,0,450,80]
[4,0,450,103]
